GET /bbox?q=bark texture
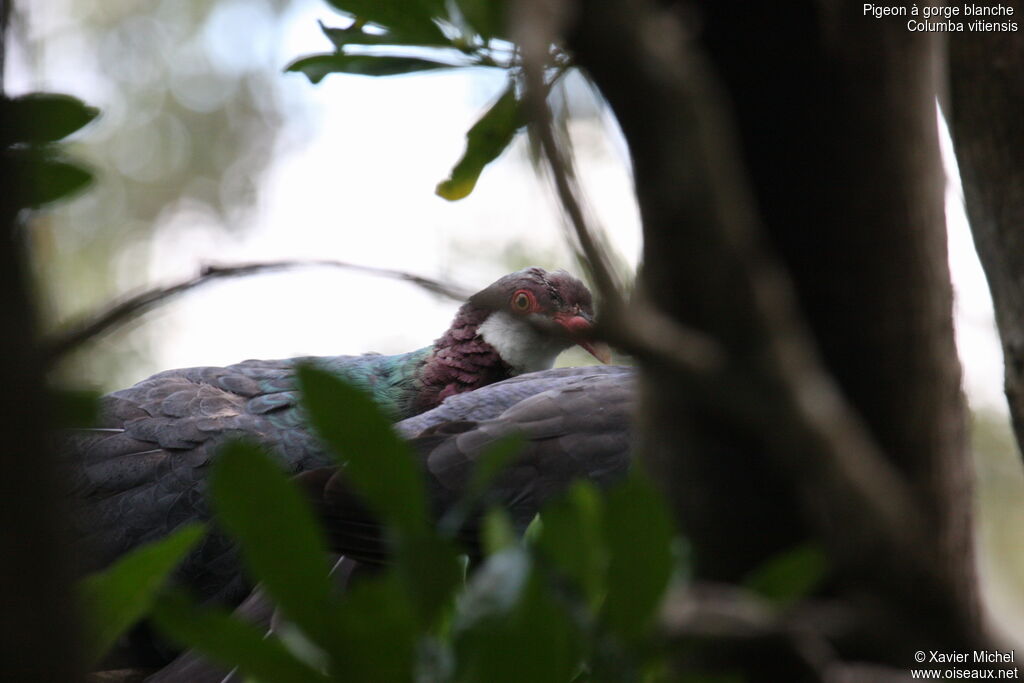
[569,0,978,674]
[693,0,973,609]
[0,2,82,679]
[949,18,1024,452]
[0,149,82,680]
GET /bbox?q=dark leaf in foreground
[298,365,461,625]
[455,547,580,682]
[395,532,463,628]
[602,473,674,641]
[286,54,458,83]
[481,507,518,556]
[1,92,99,145]
[54,388,100,428]
[298,365,428,535]
[78,523,205,667]
[152,590,326,683]
[536,482,606,609]
[209,441,338,650]
[325,0,448,44]
[12,151,94,207]
[437,81,522,200]
[743,543,827,607]
[319,20,452,51]
[331,574,420,680]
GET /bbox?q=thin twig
[512,0,728,380]
[44,260,471,363]
[515,5,622,310]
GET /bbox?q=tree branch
[565,0,980,658]
[44,260,472,363]
[516,0,934,597]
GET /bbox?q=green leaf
[395,532,463,627]
[297,364,428,536]
[325,0,448,44]
[53,388,100,427]
[78,523,205,667]
[209,440,338,650]
[11,150,94,207]
[152,590,327,683]
[458,0,507,39]
[286,54,457,83]
[601,473,674,641]
[537,482,606,609]
[742,544,827,607]
[298,365,461,626]
[523,513,544,545]
[455,548,580,683]
[1,93,99,145]
[481,507,517,556]
[436,81,522,200]
[456,548,530,628]
[331,573,420,679]
[319,21,451,51]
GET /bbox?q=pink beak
[553,313,612,364]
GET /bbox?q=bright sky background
[9,0,1003,414]
[12,0,640,384]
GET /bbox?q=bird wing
[64,355,385,602]
[396,364,633,436]
[304,370,635,565]
[142,369,636,681]
[66,360,631,604]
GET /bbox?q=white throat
[477,311,569,374]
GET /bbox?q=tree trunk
[570,0,978,674]
[691,0,973,615]
[948,18,1024,454]
[0,1,82,679]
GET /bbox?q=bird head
[468,267,611,372]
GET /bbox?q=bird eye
[511,289,534,312]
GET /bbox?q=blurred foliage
[69,373,834,680]
[78,522,205,668]
[741,543,826,608]
[20,0,631,393]
[0,91,97,208]
[17,0,302,389]
[287,0,575,204]
[52,386,101,426]
[149,370,678,681]
[287,0,638,324]
[437,81,523,200]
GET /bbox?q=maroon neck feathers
[415,303,512,413]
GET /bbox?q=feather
[63,268,616,667]
[304,369,636,565]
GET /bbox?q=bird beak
[578,338,613,364]
[552,312,613,364]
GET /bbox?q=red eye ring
[510,289,535,313]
